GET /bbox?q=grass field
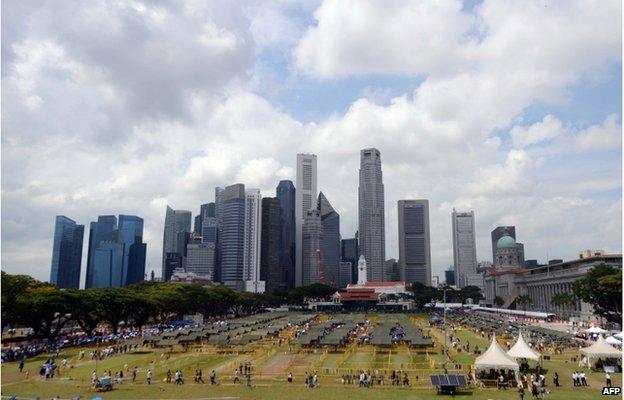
[1,313,620,399]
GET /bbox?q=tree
[493,296,505,307]
[409,282,443,309]
[1,271,54,327]
[65,289,102,337]
[13,286,71,339]
[516,295,532,311]
[573,264,622,323]
[287,283,335,304]
[91,288,132,333]
[458,285,484,304]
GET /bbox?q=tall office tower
[261,197,282,292]
[88,214,146,288]
[194,202,215,235]
[302,208,323,286]
[318,192,341,287]
[214,187,225,282]
[221,184,246,290]
[201,217,218,244]
[398,200,431,286]
[162,206,191,280]
[384,258,401,281]
[86,215,117,288]
[186,241,216,280]
[341,235,358,284]
[50,216,84,288]
[276,180,296,290]
[118,215,147,286]
[338,262,353,289]
[445,268,456,286]
[243,189,264,293]
[358,148,385,281]
[164,252,183,281]
[491,226,516,264]
[451,209,478,288]
[295,153,317,287]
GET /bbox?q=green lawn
[2,313,620,399]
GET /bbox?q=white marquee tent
[475,333,519,371]
[579,335,622,367]
[507,332,541,361]
[585,327,608,334]
[606,336,622,346]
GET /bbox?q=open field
[1,313,620,399]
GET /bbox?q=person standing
[518,381,525,400]
[234,369,240,383]
[553,372,559,387]
[580,371,587,386]
[18,360,24,373]
[572,371,577,387]
[606,371,612,387]
[287,372,293,383]
[210,369,216,385]
[166,369,172,383]
[146,369,152,385]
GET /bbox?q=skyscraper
[118,215,147,286]
[244,189,264,293]
[214,187,225,281]
[261,197,282,292]
[201,217,218,244]
[88,214,146,288]
[318,192,340,287]
[451,209,477,288]
[358,148,385,281]
[186,241,216,280]
[295,153,317,287]
[221,184,246,290]
[162,206,191,280]
[398,199,431,286]
[276,180,296,290]
[50,216,84,288]
[341,235,358,284]
[194,202,215,235]
[302,208,322,286]
[86,215,117,288]
[491,226,516,264]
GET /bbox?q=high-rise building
[491,226,516,264]
[194,202,215,235]
[214,187,225,282]
[243,189,264,293]
[201,217,218,244]
[445,268,456,286]
[516,242,525,266]
[451,209,478,288]
[221,184,246,290]
[164,252,184,282]
[341,235,358,284]
[276,180,296,290]
[398,200,431,286]
[261,197,282,292]
[302,208,322,286]
[318,192,341,287]
[118,215,147,286]
[186,242,216,280]
[338,262,353,289]
[295,153,317,287]
[384,258,401,281]
[88,214,146,288]
[358,148,385,281]
[86,215,117,288]
[50,216,84,288]
[162,206,191,280]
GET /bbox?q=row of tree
[1,272,337,340]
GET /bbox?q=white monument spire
[357,255,368,286]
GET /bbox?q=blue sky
[1,0,621,284]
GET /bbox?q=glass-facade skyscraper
[162,205,191,280]
[341,235,358,284]
[87,214,146,288]
[49,215,84,288]
[221,184,246,290]
[398,199,431,286]
[318,192,340,287]
[276,180,296,290]
[261,197,282,292]
[295,154,317,287]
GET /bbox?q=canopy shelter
[507,332,541,361]
[614,332,624,340]
[580,334,623,367]
[585,327,609,334]
[475,334,519,372]
[606,336,622,346]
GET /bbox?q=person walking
[287,372,293,383]
[166,369,172,383]
[234,369,240,383]
[210,369,216,385]
[19,359,24,373]
[553,372,559,387]
[580,371,587,386]
[572,371,577,387]
[606,371,612,387]
[146,369,152,385]
[518,381,525,400]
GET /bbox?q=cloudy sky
[2,0,621,285]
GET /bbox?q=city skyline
[2,1,621,284]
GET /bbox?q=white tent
[585,327,608,334]
[475,333,519,371]
[507,332,541,361]
[606,336,622,345]
[579,334,622,367]
[614,332,623,340]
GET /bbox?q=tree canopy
[573,264,622,323]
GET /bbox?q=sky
[1,0,622,286]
